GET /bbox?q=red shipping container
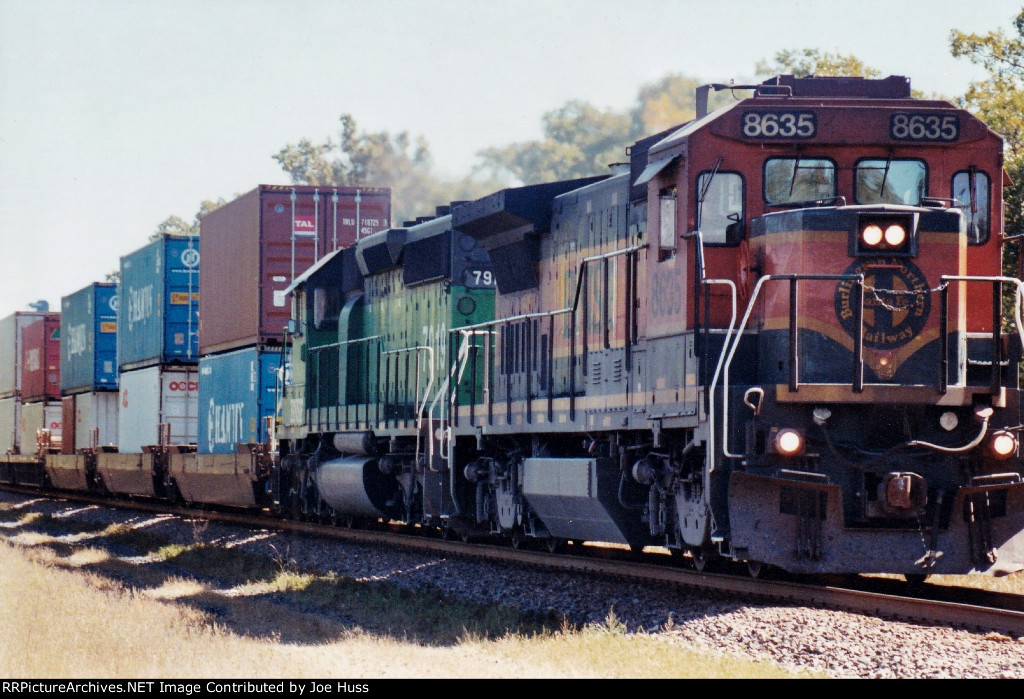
[199,184,391,355]
[21,314,61,402]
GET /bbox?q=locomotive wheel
[904,573,930,586]
[746,559,766,579]
[691,546,718,572]
[510,527,525,550]
[545,537,565,554]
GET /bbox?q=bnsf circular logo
[168,380,198,391]
[834,257,930,349]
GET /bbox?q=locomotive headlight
[990,431,1018,459]
[861,224,883,247]
[774,428,804,456]
[853,213,917,256]
[884,224,907,246]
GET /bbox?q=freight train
[3,74,1024,580]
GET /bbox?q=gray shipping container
[117,365,198,452]
[0,311,49,398]
[0,396,21,454]
[19,400,62,455]
[67,391,119,450]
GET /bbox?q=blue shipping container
[61,283,119,394]
[118,235,200,370]
[198,346,283,454]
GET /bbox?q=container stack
[117,234,200,452]
[196,185,390,453]
[19,313,62,454]
[0,311,52,454]
[60,282,119,453]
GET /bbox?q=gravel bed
[3,491,1023,679]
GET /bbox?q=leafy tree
[951,10,1024,161]
[152,199,226,240]
[631,74,703,134]
[475,101,634,184]
[474,74,730,185]
[755,49,882,79]
[950,11,1024,80]
[153,214,194,238]
[270,138,338,187]
[274,115,502,225]
[951,9,1024,287]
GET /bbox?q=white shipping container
[19,401,62,455]
[0,396,21,453]
[117,365,198,452]
[0,312,48,398]
[73,391,119,450]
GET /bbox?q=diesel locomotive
[5,74,1024,579]
[275,74,1024,577]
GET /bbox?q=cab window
[764,158,836,205]
[696,171,744,245]
[952,170,990,245]
[854,159,927,205]
[312,285,340,330]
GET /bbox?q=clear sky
[1,0,1021,315]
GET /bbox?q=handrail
[445,244,648,424]
[308,335,436,437]
[380,345,434,468]
[718,273,864,459]
[940,275,1024,347]
[308,335,383,430]
[308,335,383,352]
[701,279,736,479]
[716,273,1024,461]
[939,275,1024,395]
[452,244,649,335]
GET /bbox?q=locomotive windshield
[854,158,927,205]
[764,157,836,205]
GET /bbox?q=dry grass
[0,542,808,678]
[0,502,814,679]
[863,571,1024,594]
[917,572,1024,594]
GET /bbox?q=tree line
[159,10,1024,253]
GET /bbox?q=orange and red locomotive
[433,74,1024,576]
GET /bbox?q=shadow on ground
[0,498,569,646]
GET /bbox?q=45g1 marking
[890,113,959,141]
[741,111,816,139]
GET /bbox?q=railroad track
[4,484,1024,638]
